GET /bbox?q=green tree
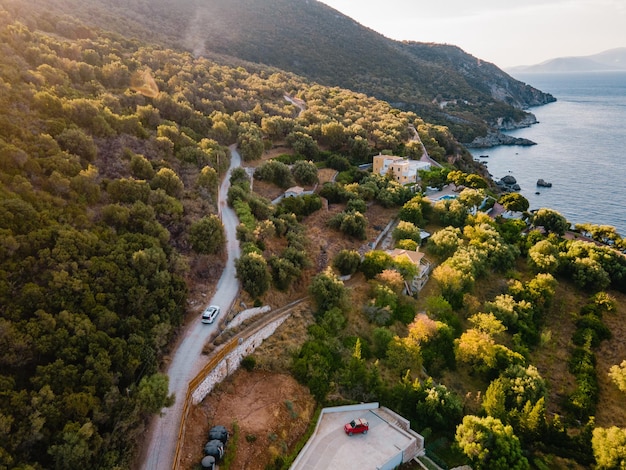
[458,188,485,210]
[415,380,463,432]
[609,360,626,393]
[130,153,155,180]
[528,239,560,274]
[55,127,97,162]
[455,328,498,372]
[308,268,347,313]
[254,160,295,189]
[286,131,319,159]
[196,165,218,200]
[136,373,175,415]
[268,256,301,291]
[326,154,351,172]
[292,339,336,401]
[237,122,264,161]
[428,226,462,259]
[571,257,611,292]
[361,250,394,279]
[499,193,529,212]
[386,335,422,377]
[332,249,361,276]
[291,160,319,186]
[236,252,270,299]
[399,194,427,226]
[328,210,367,240]
[432,263,473,308]
[150,168,184,198]
[48,421,102,470]
[455,415,529,470]
[532,208,569,236]
[261,115,294,140]
[189,215,225,254]
[372,327,393,358]
[320,121,346,149]
[484,365,547,423]
[434,199,468,227]
[592,426,626,469]
[392,220,421,244]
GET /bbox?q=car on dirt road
[201,305,220,324]
[344,418,369,436]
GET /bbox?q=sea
[469,71,626,237]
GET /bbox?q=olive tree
[236,252,270,299]
[609,360,626,393]
[532,208,569,235]
[189,215,225,254]
[528,239,560,274]
[499,193,529,212]
[291,160,319,186]
[392,220,421,244]
[332,249,361,276]
[455,415,529,470]
[308,268,347,313]
[592,426,626,469]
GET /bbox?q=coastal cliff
[467,131,537,148]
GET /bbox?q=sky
[316,0,626,69]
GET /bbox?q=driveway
[140,145,242,470]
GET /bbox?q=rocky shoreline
[465,111,540,148]
[466,131,537,148]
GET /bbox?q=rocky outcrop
[496,174,521,191]
[495,113,538,131]
[467,131,537,148]
[500,175,517,185]
[537,179,552,187]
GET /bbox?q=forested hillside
[2,1,626,470]
[0,4,467,467]
[1,0,555,144]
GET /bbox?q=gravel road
[140,145,242,470]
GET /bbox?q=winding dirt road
[140,145,242,470]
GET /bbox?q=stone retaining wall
[191,315,289,404]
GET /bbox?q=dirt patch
[594,290,626,428]
[531,286,626,427]
[179,370,315,470]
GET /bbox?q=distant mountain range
[11,0,555,145]
[507,47,626,73]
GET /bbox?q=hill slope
[6,0,555,144]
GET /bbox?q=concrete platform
[290,403,424,470]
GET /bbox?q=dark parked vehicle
[201,455,215,469]
[208,425,229,444]
[204,439,224,460]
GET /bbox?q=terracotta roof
[285,186,304,194]
[386,248,425,265]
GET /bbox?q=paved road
[140,145,242,470]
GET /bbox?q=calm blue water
[470,71,626,236]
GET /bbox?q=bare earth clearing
[180,370,315,470]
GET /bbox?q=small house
[386,248,431,294]
[284,186,305,198]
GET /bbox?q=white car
[202,305,220,324]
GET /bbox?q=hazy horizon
[317,0,626,69]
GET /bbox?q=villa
[372,154,431,185]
